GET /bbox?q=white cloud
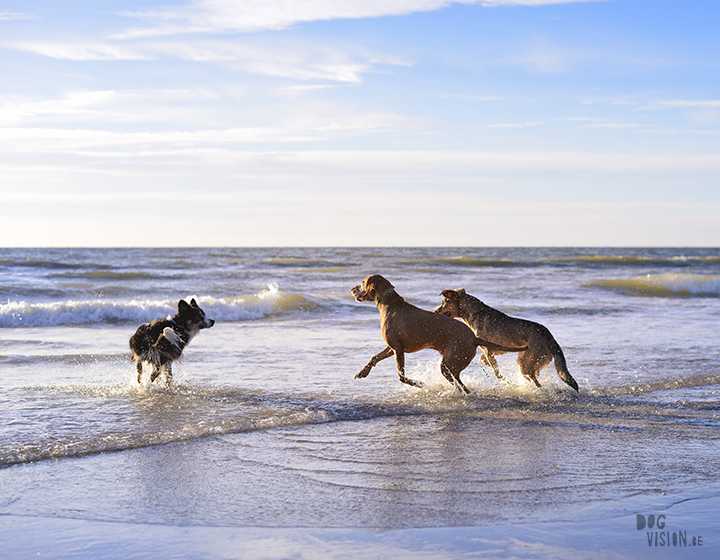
[586,122,644,129]
[509,36,599,74]
[0,10,33,21]
[639,100,720,128]
[0,127,318,150]
[484,121,545,128]
[2,145,717,177]
[118,0,607,38]
[0,110,422,149]
[0,91,119,125]
[6,41,150,61]
[645,100,720,109]
[6,38,410,82]
[1,145,717,246]
[440,94,503,102]
[273,84,351,98]
[1,183,712,247]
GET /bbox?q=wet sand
[2,405,718,559]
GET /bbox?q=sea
[1,247,719,559]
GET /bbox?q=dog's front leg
[356,346,394,378]
[395,347,423,388]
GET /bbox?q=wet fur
[436,289,578,392]
[130,299,214,385]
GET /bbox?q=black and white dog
[130,298,214,384]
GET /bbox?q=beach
[1,247,719,558]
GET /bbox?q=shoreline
[2,490,717,559]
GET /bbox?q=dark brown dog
[351,275,527,393]
[436,289,578,392]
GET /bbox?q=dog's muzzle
[351,285,370,302]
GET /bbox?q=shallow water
[1,247,719,557]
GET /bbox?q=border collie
[130,298,214,385]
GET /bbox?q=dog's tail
[155,327,185,360]
[550,338,579,392]
[475,337,528,354]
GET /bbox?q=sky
[0,0,718,247]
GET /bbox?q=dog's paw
[355,365,372,379]
[399,375,423,388]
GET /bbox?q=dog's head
[176,298,215,330]
[351,274,393,304]
[434,289,465,317]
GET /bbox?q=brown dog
[436,289,579,392]
[351,275,527,393]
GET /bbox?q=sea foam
[0,284,321,328]
[589,273,720,297]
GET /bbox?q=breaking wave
[588,273,720,298]
[0,284,324,328]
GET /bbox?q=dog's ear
[441,289,457,299]
[367,274,392,293]
[364,276,377,294]
[178,299,191,312]
[190,298,198,308]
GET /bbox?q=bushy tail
[551,339,578,392]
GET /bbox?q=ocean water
[1,247,719,559]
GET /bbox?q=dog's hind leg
[150,361,172,385]
[149,363,162,383]
[440,361,470,394]
[517,350,549,388]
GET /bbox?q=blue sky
[1,0,718,246]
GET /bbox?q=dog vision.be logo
[637,514,704,548]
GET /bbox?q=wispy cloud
[509,36,600,74]
[7,37,410,82]
[0,91,120,125]
[561,117,645,129]
[0,111,422,150]
[6,41,151,61]
[440,93,503,102]
[117,0,607,38]
[585,122,644,129]
[484,121,545,128]
[0,126,321,149]
[644,100,720,109]
[273,84,351,98]
[0,10,33,21]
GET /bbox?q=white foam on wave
[590,273,720,297]
[0,284,322,328]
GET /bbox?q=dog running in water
[130,298,214,385]
[351,275,527,393]
[436,289,579,392]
